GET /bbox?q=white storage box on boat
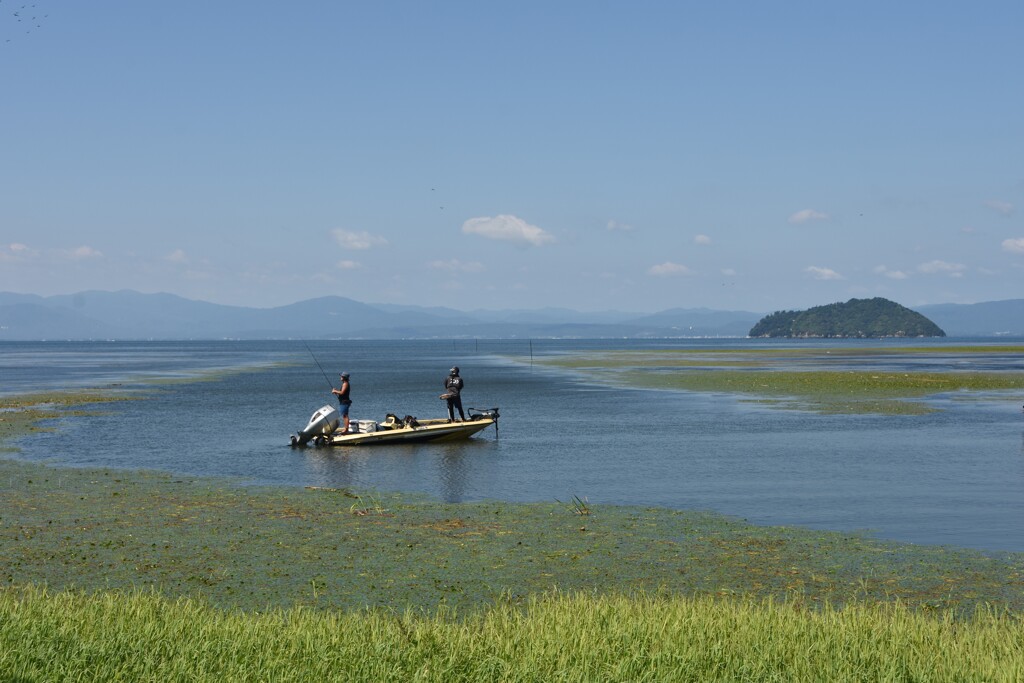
[353,420,376,433]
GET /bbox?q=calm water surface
[3,339,1022,553]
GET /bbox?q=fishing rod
[300,338,335,391]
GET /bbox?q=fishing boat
[290,406,499,447]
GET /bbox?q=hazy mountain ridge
[915,300,1024,337]
[0,290,1020,340]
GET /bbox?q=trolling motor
[290,404,341,447]
[467,407,500,436]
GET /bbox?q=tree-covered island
[749,298,946,338]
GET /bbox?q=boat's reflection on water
[297,437,500,504]
[436,446,470,503]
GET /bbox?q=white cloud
[332,228,388,250]
[166,249,188,263]
[0,243,37,261]
[3,243,103,264]
[336,260,361,270]
[694,234,712,246]
[788,209,829,224]
[65,245,103,260]
[917,260,966,277]
[647,262,693,276]
[1001,237,1024,254]
[462,214,554,247]
[5,243,101,262]
[874,265,909,280]
[721,268,737,276]
[984,200,1014,216]
[805,266,843,280]
[607,219,634,232]
[430,258,485,273]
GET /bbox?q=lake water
[2,339,1022,553]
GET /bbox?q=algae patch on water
[536,346,1024,415]
[0,391,143,452]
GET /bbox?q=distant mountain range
[914,300,1024,338]
[0,290,1021,340]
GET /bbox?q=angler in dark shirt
[443,366,465,422]
[332,372,351,434]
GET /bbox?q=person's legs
[340,402,350,433]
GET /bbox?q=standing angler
[332,372,352,434]
[443,366,465,422]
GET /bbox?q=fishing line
[300,338,335,390]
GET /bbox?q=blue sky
[2,2,1021,313]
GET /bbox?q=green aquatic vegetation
[556,494,591,516]
[851,344,1024,354]
[1,458,1022,616]
[141,360,299,386]
[539,350,765,368]
[0,391,142,451]
[1,586,1022,682]
[538,344,1024,367]
[631,369,1024,414]
[0,391,141,411]
[0,361,292,451]
[537,348,1024,414]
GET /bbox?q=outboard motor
[290,404,341,447]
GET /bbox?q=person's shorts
[339,402,351,417]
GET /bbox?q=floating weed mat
[1,586,1022,682]
[536,348,1024,415]
[138,360,300,386]
[0,391,143,452]
[0,362,291,450]
[627,368,1024,415]
[1,459,1021,616]
[536,346,1024,366]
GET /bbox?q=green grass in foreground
[2,586,1021,682]
[538,347,1024,414]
